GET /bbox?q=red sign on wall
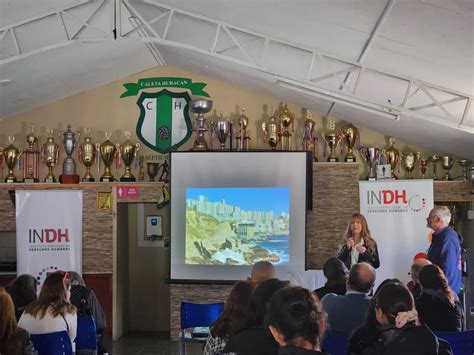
[117,186,140,198]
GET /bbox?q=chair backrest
[321,330,349,355]
[180,301,224,330]
[434,330,474,355]
[76,315,98,350]
[30,330,73,355]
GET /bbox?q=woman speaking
[337,213,380,269]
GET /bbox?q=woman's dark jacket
[337,242,380,269]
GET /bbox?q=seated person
[247,261,276,289]
[406,258,431,298]
[321,262,375,336]
[314,257,348,300]
[5,274,38,321]
[416,264,463,332]
[266,286,329,354]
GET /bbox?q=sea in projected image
[185,187,290,266]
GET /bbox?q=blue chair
[30,330,73,355]
[321,330,349,355]
[75,316,98,354]
[180,301,224,355]
[435,330,474,355]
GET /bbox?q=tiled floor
[109,332,203,355]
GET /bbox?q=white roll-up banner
[16,190,83,285]
[359,180,434,287]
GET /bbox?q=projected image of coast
[185,187,290,266]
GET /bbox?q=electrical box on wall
[146,216,162,238]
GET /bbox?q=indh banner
[359,180,433,287]
[16,190,83,285]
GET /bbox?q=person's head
[373,282,418,328]
[410,258,432,285]
[248,261,276,287]
[211,281,253,339]
[343,213,376,254]
[5,274,37,308]
[68,271,86,286]
[346,262,376,294]
[426,206,451,232]
[418,264,455,305]
[248,278,287,327]
[0,287,18,340]
[266,286,326,350]
[322,257,348,283]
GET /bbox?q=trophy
[401,150,420,179]
[41,129,60,183]
[385,137,400,179]
[262,108,280,151]
[59,124,81,184]
[236,108,251,151]
[158,159,169,182]
[420,158,428,179]
[190,99,213,150]
[147,162,159,182]
[79,128,97,182]
[359,146,380,180]
[459,159,471,181]
[341,123,359,162]
[301,109,318,161]
[3,136,22,183]
[23,124,40,182]
[279,104,294,150]
[215,112,231,150]
[441,155,455,180]
[429,155,441,180]
[118,131,141,182]
[97,132,118,182]
[322,120,342,162]
[137,156,145,182]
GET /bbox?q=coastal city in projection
[185,187,290,266]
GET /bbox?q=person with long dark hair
[6,274,38,321]
[204,281,253,354]
[337,213,380,269]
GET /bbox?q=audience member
[426,205,463,293]
[0,287,38,355]
[68,271,107,353]
[360,282,451,354]
[337,213,380,269]
[321,262,375,336]
[5,274,38,321]
[314,257,348,300]
[204,281,253,354]
[265,286,329,355]
[348,279,402,354]
[18,271,77,349]
[223,278,287,355]
[416,264,463,332]
[407,258,432,298]
[247,261,276,288]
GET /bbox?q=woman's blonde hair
[0,287,17,340]
[342,213,376,254]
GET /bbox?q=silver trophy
[59,124,81,184]
[190,99,213,150]
[360,146,380,180]
[216,114,230,150]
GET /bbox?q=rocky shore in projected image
[185,187,290,265]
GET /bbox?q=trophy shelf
[0,181,166,191]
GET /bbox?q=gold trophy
[3,136,22,183]
[23,124,40,182]
[340,123,359,162]
[429,155,441,180]
[279,104,294,150]
[236,108,251,151]
[118,131,141,182]
[459,159,471,181]
[137,156,145,182]
[420,158,428,179]
[301,109,318,161]
[262,108,280,151]
[322,120,342,162]
[41,129,60,183]
[441,155,455,180]
[401,150,421,179]
[190,100,213,151]
[385,137,400,179]
[97,132,118,182]
[79,128,97,182]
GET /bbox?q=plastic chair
[180,301,224,355]
[75,315,98,354]
[30,330,73,355]
[435,330,474,355]
[321,330,349,355]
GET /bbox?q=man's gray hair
[431,205,451,226]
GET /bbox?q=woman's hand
[356,245,366,254]
[346,238,355,248]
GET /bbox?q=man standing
[426,206,463,293]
